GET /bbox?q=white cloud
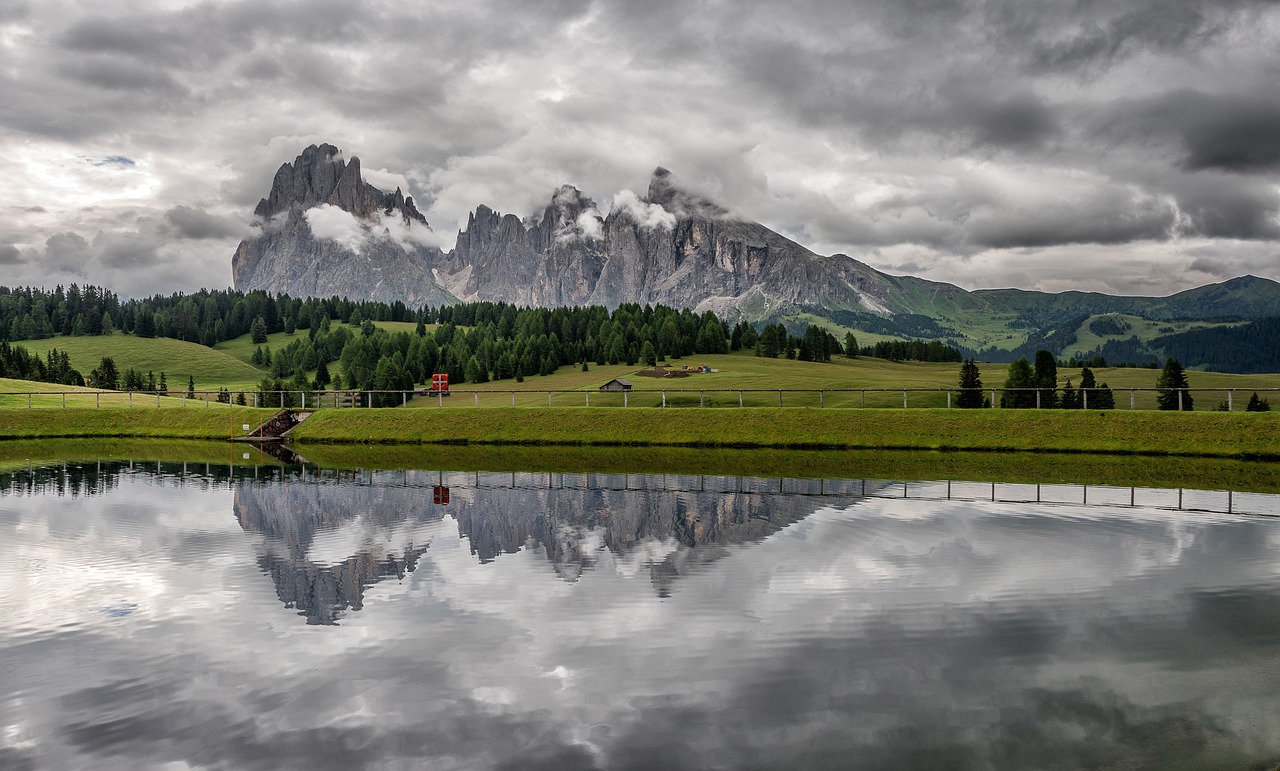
[304,204,368,253]
[610,189,676,230]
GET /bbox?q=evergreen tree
[1033,349,1059,409]
[1000,358,1037,408]
[641,340,657,366]
[1246,392,1271,412]
[1060,379,1079,409]
[250,316,268,344]
[844,332,858,359]
[90,357,119,390]
[187,375,196,398]
[1078,367,1114,409]
[313,361,331,390]
[100,311,115,335]
[159,372,168,396]
[956,359,984,408]
[1155,357,1193,410]
[146,371,157,393]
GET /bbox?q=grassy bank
[295,444,1280,493]
[0,406,277,440]
[290,407,1280,459]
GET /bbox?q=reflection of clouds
[1,472,1279,768]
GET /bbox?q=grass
[290,407,1280,459]
[21,333,264,390]
[0,377,259,409]
[294,444,1280,493]
[1062,314,1243,360]
[0,405,277,440]
[410,353,1279,410]
[0,438,283,471]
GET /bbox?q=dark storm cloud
[163,206,248,241]
[1,0,1278,294]
[0,244,22,264]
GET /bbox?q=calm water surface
[2,462,1279,770]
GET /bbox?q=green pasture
[20,333,263,390]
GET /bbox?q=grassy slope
[295,444,1280,493]
[1062,314,1243,360]
[21,333,263,389]
[0,406,277,440]
[292,407,1280,459]
[415,352,1279,409]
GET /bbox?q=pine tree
[91,356,119,390]
[1247,392,1271,412]
[1000,358,1037,408]
[844,332,858,359]
[1033,350,1059,409]
[313,361,331,390]
[641,340,657,366]
[250,316,268,344]
[159,372,168,396]
[956,359,984,408]
[1060,379,1079,409]
[1155,358,1193,411]
[187,375,196,398]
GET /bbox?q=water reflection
[1,461,1280,769]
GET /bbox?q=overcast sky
[1,0,1278,298]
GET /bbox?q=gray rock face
[232,143,920,317]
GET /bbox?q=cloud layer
[1,0,1278,297]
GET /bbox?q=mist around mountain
[233,145,1280,364]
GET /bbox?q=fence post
[1227,389,1233,411]
[739,390,743,407]
[947,391,951,408]
[510,391,514,407]
[1083,389,1088,409]
[663,390,667,408]
[439,391,444,408]
[156,393,161,408]
[778,390,783,407]
[1178,389,1183,411]
[303,392,307,409]
[129,391,133,407]
[586,392,589,407]
[903,390,908,409]
[819,390,824,408]
[624,392,628,408]
[473,392,477,407]
[1036,391,1041,409]
[1130,389,1135,410]
[28,393,32,409]
[548,391,552,407]
[205,392,210,408]
[63,393,66,408]
[367,391,372,408]
[991,389,996,407]
[861,390,865,408]
[702,391,706,408]
[96,392,100,408]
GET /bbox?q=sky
[1,0,1278,299]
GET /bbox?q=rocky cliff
[232,144,925,318]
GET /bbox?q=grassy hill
[19,334,264,390]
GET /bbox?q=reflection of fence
[4,462,1276,517]
[1,386,1277,410]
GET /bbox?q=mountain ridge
[231,144,1280,353]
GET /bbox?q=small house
[599,378,633,392]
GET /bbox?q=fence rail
[1,386,1277,410]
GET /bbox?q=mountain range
[232,144,1280,358]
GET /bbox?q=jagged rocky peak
[253,143,427,227]
[644,166,727,219]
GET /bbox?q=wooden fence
[1,386,1277,410]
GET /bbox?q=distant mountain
[232,144,1280,359]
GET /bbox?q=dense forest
[0,284,954,393]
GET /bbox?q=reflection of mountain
[231,471,834,615]
[449,481,822,596]
[234,483,445,625]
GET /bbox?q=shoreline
[1,407,1277,460]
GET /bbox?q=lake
[2,459,1279,769]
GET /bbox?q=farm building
[599,379,633,392]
